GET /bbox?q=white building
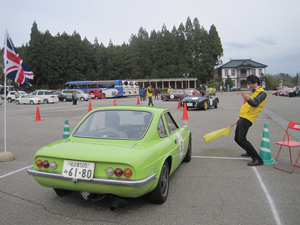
[218,59,268,89]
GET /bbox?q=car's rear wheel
[148,160,169,204]
[183,134,192,162]
[162,97,167,102]
[43,99,48,104]
[53,188,73,197]
[30,100,34,105]
[15,100,20,105]
[63,98,67,102]
[80,97,85,101]
[214,100,218,108]
[8,98,12,103]
[95,96,98,100]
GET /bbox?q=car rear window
[73,110,152,140]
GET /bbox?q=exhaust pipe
[110,196,128,211]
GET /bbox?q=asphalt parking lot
[0,91,299,225]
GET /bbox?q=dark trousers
[235,117,261,160]
[148,96,154,106]
[140,95,144,101]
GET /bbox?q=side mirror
[182,122,188,128]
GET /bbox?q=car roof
[90,105,169,114]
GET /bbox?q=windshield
[73,110,152,140]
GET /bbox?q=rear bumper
[27,166,157,187]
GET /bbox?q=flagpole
[0,29,14,161]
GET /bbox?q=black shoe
[247,159,264,166]
[241,152,250,157]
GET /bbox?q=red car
[184,89,200,96]
[161,89,189,101]
[85,88,103,99]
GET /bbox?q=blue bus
[64,80,124,97]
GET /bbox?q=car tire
[214,100,218,108]
[95,96,98,100]
[63,98,67,102]
[148,160,169,204]
[202,101,208,110]
[80,97,85,101]
[15,100,20,105]
[53,188,73,197]
[8,98,12,103]
[30,100,34,105]
[183,134,192,162]
[162,97,167,102]
[43,99,48,104]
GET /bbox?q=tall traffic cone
[259,123,275,164]
[180,103,190,120]
[63,119,70,139]
[177,98,181,109]
[88,100,92,112]
[137,97,140,105]
[104,94,106,99]
[34,105,42,121]
[238,91,239,95]
[114,99,117,106]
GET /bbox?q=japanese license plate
[62,160,95,180]
[187,103,193,107]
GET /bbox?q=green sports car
[28,106,192,207]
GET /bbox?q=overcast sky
[1,0,300,76]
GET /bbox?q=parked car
[288,86,300,97]
[84,88,103,99]
[62,89,91,101]
[6,91,27,103]
[272,86,289,96]
[57,92,72,102]
[15,94,41,105]
[27,106,192,206]
[181,95,219,110]
[30,90,59,104]
[230,86,237,91]
[184,89,200,96]
[161,89,189,101]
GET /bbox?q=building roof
[218,59,268,69]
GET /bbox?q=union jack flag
[3,30,34,86]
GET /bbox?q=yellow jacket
[147,87,152,97]
[239,87,267,123]
[167,88,173,93]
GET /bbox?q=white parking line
[192,156,282,225]
[0,165,31,179]
[253,167,282,225]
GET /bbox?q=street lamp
[183,73,189,88]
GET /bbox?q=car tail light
[124,168,132,177]
[36,160,43,168]
[123,91,125,94]
[114,168,123,177]
[49,161,57,170]
[106,167,114,176]
[42,160,49,168]
[50,96,55,98]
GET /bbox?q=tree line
[1,17,223,90]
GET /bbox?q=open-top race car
[181,95,219,110]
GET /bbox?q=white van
[62,89,91,101]
[30,90,59,104]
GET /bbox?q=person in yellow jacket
[167,86,173,93]
[147,84,154,106]
[234,75,267,166]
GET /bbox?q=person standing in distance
[147,84,154,106]
[234,75,267,166]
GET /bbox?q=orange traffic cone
[34,105,42,121]
[104,94,106,99]
[114,99,117,106]
[221,91,223,95]
[88,100,92,112]
[180,103,190,120]
[137,97,140,105]
[177,98,181,109]
[238,91,239,95]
